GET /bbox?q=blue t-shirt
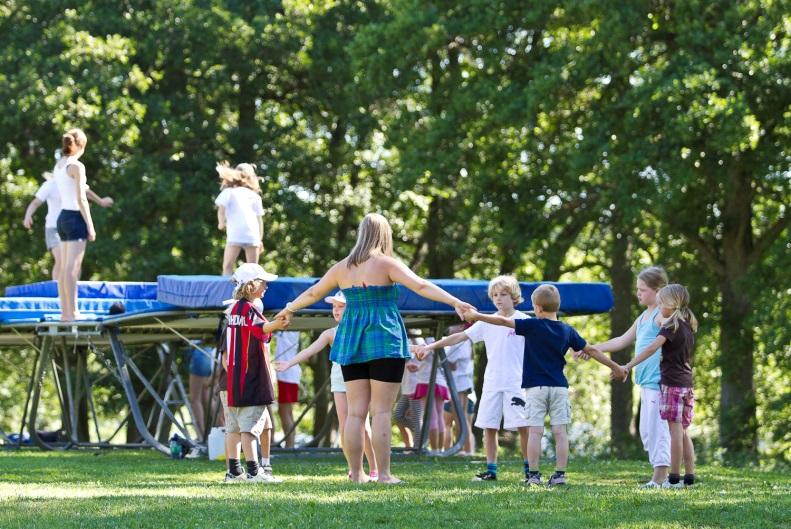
[514,318,587,388]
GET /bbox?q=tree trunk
[609,232,637,455]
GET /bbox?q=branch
[661,215,726,278]
[749,214,790,267]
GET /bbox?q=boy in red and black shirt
[222,263,288,483]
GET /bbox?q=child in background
[442,325,475,455]
[222,263,288,483]
[624,284,698,489]
[417,276,529,481]
[411,336,449,451]
[273,331,301,448]
[215,163,264,276]
[463,283,626,486]
[274,291,378,479]
[394,335,424,449]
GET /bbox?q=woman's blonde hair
[657,284,698,333]
[347,213,393,267]
[488,275,524,304]
[637,266,668,291]
[234,279,263,301]
[217,162,261,194]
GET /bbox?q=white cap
[232,263,278,285]
[323,291,346,305]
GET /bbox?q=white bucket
[207,427,226,461]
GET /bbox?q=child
[274,291,379,480]
[411,336,450,451]
[22,171,113,280]
[215,163,264,276]
[418,275,530,481]
[442,326,475,454]
[585,266,671,488]
[393,356,423,448]
[463,283,626,486]
[273,331,301,448]
[222,263,288,483]
[623,284,697,489]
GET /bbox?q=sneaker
[639,480,662,489]
[548,473,567,486]
[261,463,273,476]
[473,470,497,481]
[524,473,543,487]
[247,471,283,483]
[661,479,684,489]
[185,447,203,459]
[223,472,247,483]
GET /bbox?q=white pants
[639,386,671,468]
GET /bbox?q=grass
[0,450,789,529]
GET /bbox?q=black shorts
[56,210,88,241]
[341,358,407,384]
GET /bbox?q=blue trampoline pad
[0,297,174,324]
[157,275,613,315]
[5,280,157,300]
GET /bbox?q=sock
[486,462,497,475]
[554,469,565,476]
[528,469,540,477]
[683,473,695,485]
[246,460,259,476]
[523,460,530,475]
[668,473,681,484]
[260,457,271,467]
[228,458,243,477]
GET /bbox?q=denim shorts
[188,348,214,377]
[56,210,88,241]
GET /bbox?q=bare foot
[348,471,369,484]
[377,475,403,485]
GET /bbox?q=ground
[0,450,788,529]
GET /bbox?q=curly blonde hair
[234,279,263,301]
[487,275,524,304]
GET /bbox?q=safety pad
[5,280,157,300]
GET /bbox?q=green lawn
[0,450,788,529]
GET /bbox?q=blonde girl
[587,266,671,488]
[625,284,698,488]
[215,163,264,275]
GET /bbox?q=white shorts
[639,386,671,468]
[474,389,528,431]
[452,374,474,393]
[330,362,345,393]
[524,386,570,427]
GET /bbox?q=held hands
[273,307,293,326]
[573,349,591,361]
[454,301,476,321]
[273,360,291,372]
[270,315,290,331]
[461,308,480,323]
[413,344,431,361]
[609,364,630,382]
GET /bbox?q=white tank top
[53,156,86,211]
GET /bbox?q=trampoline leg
[108,329,168,455]
[27,335,62,450]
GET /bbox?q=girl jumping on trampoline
[274,291,379,479]
[273,213,475,484]
[52,128,96,321]
[215,163,264,276]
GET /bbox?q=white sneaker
[223,472,247,483]
[185,447,203,459]
[639,480,662,489]
[661,479,684,489]
[247,471,283,483]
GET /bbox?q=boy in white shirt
[416,276,529,481]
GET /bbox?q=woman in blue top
[587,266,670,488]
[275,213,474,484]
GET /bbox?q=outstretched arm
[592,319,638,353]
[274,262,340,322]
[86,189,114,208]
[464,310,515,329]
[23,198,43,229]
[275,329,333,371]
[385,256,474,319]
[625,335,666,370]
[414,332,469,360]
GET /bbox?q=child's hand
[454,301,476,321]
[463,309,480,323]
[406,360,419,373]
[413,345,430,361]
[271,317,290,331]
[610,365,629,382]
[573,349,590,361]
[274,360,290,372]
[273,308,292,326]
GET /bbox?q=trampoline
[0,276,614,456]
